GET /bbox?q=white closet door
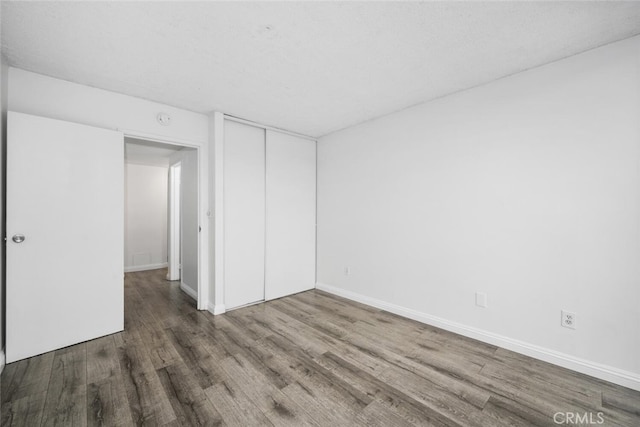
[224,120,265,309]
[265,130,316,301]
[6,112,123,362]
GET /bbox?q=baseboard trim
[124,262,168,273]
[0,349,5,375]
[180,282,198,301]
[207,304,226,315]
[316,282,640,392]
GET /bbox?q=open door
[6,112,124,363]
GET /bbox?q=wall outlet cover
[475,292,487,308]
[561,310,576,329]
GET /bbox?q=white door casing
[6,112,124,362]
[167,162,181,281]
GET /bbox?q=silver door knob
[12,234,25,243]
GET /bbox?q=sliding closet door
[224,120,265,309]
[265,130,316,301]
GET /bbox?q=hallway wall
[124,163,168,272]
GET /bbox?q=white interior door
[265,130,316,300]
[224,120,265,309]
[6,112,124,363]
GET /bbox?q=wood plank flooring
[2,268,639,426]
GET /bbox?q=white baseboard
[0,349,5,375]
[316,282,640,392]
[180,282,198,301]
[124,262,168,273]
[208,303,226,315]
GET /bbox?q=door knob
[12,234,25,243]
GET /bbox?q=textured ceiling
[3,2,640,137]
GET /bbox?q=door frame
[120,128,209,310]
[167,161,181,281]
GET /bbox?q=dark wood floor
[1,269,639,426]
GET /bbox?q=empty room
[1,1,639,426]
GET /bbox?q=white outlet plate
[475,292,487,308]
[561,310,576,329]
[344,267,351,276]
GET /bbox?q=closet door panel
[224,120,265,309]
[265,130,316,300]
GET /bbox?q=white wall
[317,35,640,390]
[171,148,199,297]
[124,163,168,272]
[8,68,207,143]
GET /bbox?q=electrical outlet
[561,310,576,329]
[344,267,351,276]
